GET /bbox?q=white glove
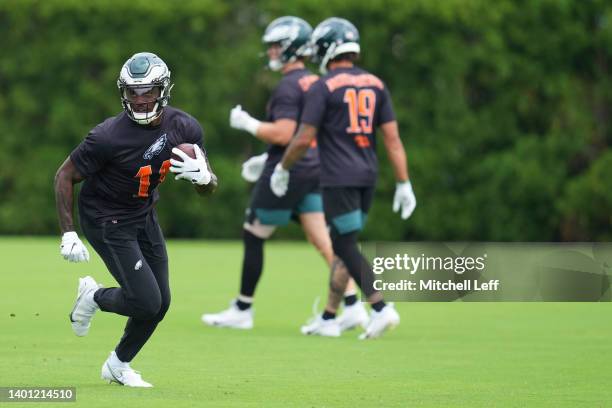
[230,105,261,136]
[270,163,290,197]
[241,153,269,183]
[60,231,90,263]
[393,181,417,220]
[169,144,212,185]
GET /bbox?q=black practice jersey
[261,68,320,181]
[301,66,396,187]
[71,106,204,224]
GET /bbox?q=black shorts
[246,175,323,226]
[322,186,374,235]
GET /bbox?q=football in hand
[171,143,196,161]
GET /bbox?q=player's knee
[130,293,162,320]
[137,303,161,320]
[331,231,358,257]
[243,220,276,239]
[157,292,171,320]
[243,228,263,242]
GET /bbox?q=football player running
[54,52,216,387]
[202,16,366,335]
[271,18,417,339]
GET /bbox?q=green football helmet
[262,16,312,71]
[310,18,360,74]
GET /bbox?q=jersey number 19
[343,88,376,134]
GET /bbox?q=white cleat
[300,315,341,337]
[101,352,153,388]
[201,301,254,329]
[358,304,400,340]
[337,302,369,332]
[69,276,101,337]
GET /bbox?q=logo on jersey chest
[143,133,167,160]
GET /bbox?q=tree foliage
[0,0,610,240]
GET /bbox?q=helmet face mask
[117,52,173,125]
[265,43,285,72]
[122,85,162,123]
[310,18,361,74]
[262,16,312,71]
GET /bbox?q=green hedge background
[1,0,610,241]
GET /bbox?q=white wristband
[397,180,411,187]
[243,116,261,136]
[62,231,78,240]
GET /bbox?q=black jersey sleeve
[270,84,301,121]
[183,116,207,155]
[376,85,396,126]
[69,124,112,178]
[300,79,329,129]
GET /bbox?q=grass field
[1,237,612,407]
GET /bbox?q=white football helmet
[310,18,361,74]
[117,52,173,125]
[262,16,312,71]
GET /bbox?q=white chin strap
[131,102,161,125]
[268,59,283,72]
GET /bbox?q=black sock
[236,299,252,311]
[322,310,336,320]
[344,294,358,306]
[371,300,386,312]
[239,229,264,297]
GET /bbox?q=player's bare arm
[280,123,317,169]
[380,120,416,219]
[269,124,316,197]
[230,107,297,145]
[254,118,296,145]
[380,120,409,182]
[54,157,84,234]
